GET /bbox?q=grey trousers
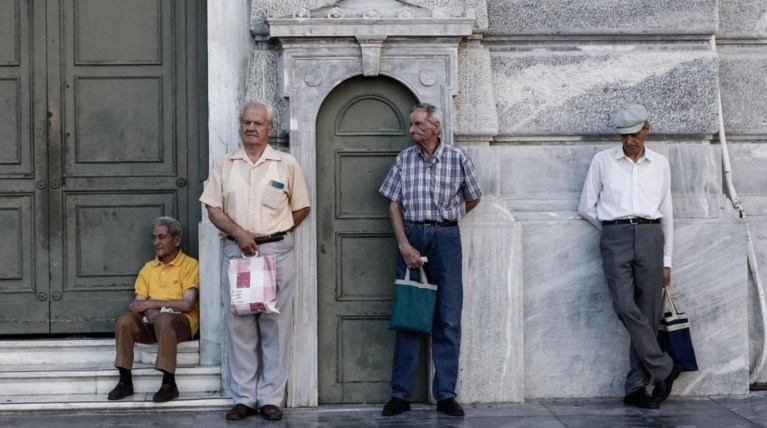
[221,233,296,408]
[599,223,673,394]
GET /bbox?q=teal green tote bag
[388,267,438,335]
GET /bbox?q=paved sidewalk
[1,392,766,427]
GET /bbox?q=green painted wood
[316,76,428,404]
[0,0,205,334]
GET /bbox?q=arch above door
[268,1,474,407]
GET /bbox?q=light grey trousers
[221,233,296,408]
[599,223,673,394]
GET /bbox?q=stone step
[0,365,222,396]
[0,338,200,367]
[0,391,232,412]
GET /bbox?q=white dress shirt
[578,145,673,267]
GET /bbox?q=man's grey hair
[411,103,443,127]
[152,216,182,238]
[240,101,275,124]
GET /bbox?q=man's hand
[400,244,425,269]
[129,299,153,314]
[233,229,260,257]
[663,267,671,287]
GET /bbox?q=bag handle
[404,257,429,284]
[663,287,680,316]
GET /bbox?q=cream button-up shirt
[200,146,310,235]
[578,145,673,267]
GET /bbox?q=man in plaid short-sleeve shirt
[379,103,482,418]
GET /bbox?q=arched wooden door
[316,76,429,404]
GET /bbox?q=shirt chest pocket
[262,180,287,209]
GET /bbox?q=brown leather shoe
[226,403,258,420]
[107,382,134,400]
[260,404,283,421]
[152,383,179,403]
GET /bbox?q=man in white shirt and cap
[578,104,682,409]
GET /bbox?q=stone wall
[236,0,767,401]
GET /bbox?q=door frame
[268,11,473,407]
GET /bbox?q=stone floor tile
[556,412,760,428]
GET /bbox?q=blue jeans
[391,222,463,401]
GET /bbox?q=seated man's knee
[115,311,139,328]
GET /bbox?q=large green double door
[0,0,204,334]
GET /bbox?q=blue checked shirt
[379,142,483,222]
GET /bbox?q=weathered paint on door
[316,76,428,403]
[0,0,205,334]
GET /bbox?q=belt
[602,218,660,225]
[408,220,458,228]
[226,231,287,245]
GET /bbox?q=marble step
[0,391,232,412]
[0,338,200,366]
[0,364,222,396]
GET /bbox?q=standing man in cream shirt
[579,104,681,410]
[200,101,310,422]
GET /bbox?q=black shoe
[623,388,659,409]
[107,382,134,400]
[382,397,411,416]
[226,403,258,420]
[260,404,283,421]
[652,364,683,404]
[436,397,465,416]
[152,383,179,403]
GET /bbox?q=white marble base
[522,218,749,398]
[458,196,524,403]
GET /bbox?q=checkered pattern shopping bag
[228,255,279,315]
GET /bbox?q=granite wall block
[522,219,749,398]
[491,50,719,136]
[746,217,767,384]
[719,50,767,135]
[456,46,499,139]
[486,0,717,36]
[718,0,767,39]
[245,47,289,136]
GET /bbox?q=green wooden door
[0,0,205,334]
[316,76,428,404]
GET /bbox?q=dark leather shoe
[226,403,258,420]
[623,388,659,409]
[260,404,283,421]
[436,397,465,416]
[152,383,179,403]
[652,364,683,404]
[107,382,134,400]
[382,397,411,416]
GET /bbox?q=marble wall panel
[718,0,767,39]
[727,143,767,195]
[458,200,523,403]
[495,143,725,218]
[523,218,749,399]
[719,49,767,135]
[491,50,719,136]
[486,0,717,36]
[746,217,767,384]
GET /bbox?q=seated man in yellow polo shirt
[107,216,200,403]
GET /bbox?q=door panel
[0,0,203,334]
[317,76,427,404]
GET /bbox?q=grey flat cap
[614,104,648,134]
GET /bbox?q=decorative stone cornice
[268,0,474,39]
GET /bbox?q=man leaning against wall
[578,104,682,410]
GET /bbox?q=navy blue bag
[657,288,699,371]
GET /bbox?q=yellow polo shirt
[199,146,311,235]
[134,251,200,336]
